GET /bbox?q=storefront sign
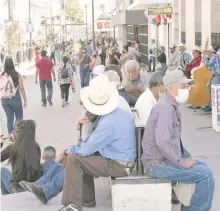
[148,7,173,15]
[97,22,112,29]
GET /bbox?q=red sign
[97,22,112,29]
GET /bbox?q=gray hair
[149,71,165,88]
[125,60,140,72]
[104,70,121,88]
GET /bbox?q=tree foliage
[47,26,58,43]
[5,20,21,53]
[61,0,83,22]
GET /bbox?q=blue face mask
[159,92,165,99]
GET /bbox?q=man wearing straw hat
[58,75,136,211]
[202,46,220,112]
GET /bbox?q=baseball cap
[163,70,194,87]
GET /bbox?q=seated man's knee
[1,167,10,176]
[66,153,80,164]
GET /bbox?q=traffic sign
[26,24,34,32]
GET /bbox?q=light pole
[28,0,32,47]
[92,0,95,49]
[85,5,88,43]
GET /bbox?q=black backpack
[61,67,69,79]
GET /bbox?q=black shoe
[203,107,212,112]
[42,103,47,107]
[82,200,96,207]
[48,101,53,106]
[19,181,31,192]
[57,204,82,211]
[26,183,47,205]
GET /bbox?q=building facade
[110,0,220,64]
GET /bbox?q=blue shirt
[79,54,91,71]
[71,108,136,162]
[173,52,192,70]
[204,54,220,76]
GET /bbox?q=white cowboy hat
[205,46,216,52]
[92,65,105,76]
[192,46,201,52]
[80,74,119,116]
[178,43,185,48]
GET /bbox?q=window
[181,31,186,44]
[195,32,201,46]
[211,33,220,47]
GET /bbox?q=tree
[61,0,83,22]
[47,26,58,43]
[5,20,21,54]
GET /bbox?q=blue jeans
[146,161,215,211]
[36,163,64,201]
[39,80,53,104]
[1,167,13,195]
[80,69,90,88]
[41,159,59,175]
[1,91,23,134]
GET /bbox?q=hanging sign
[148,7,173,15]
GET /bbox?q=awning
[111,10,148,27]
[127,0,173,10]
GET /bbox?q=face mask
[159,92,165,99]
[175,89,189,104]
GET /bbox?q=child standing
[58,56,75,107]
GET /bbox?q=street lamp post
[92,0,95,49]
[28,0,32,47]
[85,5,88,43]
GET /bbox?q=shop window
[138,34,148,44]
[195,32,201,46]
[127,33,134,42]
[211,33,220,48]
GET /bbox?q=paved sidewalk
[1,75,220,211]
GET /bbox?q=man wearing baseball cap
[142,70,215,211]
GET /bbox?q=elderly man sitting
[120,60,148,106]
[135,71,165,126]
[142,70,215,211]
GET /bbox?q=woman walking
[1,58,27,135]
[157,46,167,72]
[58,56,75,107]
[1,120,41,194]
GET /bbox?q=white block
[211,85,220,132]
[111,177,172,211]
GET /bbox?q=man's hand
[185,157,196,168]
[58,149,70,164]
[23,101,27,108]
[84,64,89,68]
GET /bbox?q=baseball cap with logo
[163,70,194,87]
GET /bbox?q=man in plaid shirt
[203,46,220,112]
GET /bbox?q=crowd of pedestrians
[0,36,219,211]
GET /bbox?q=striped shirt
[204,54,220,76]
[141,95,188,170]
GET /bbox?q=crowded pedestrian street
[1,0,220,211]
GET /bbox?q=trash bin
[211,85,220,132]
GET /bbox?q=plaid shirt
[204,54,220,76]
[173,52,192,70]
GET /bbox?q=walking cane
[77,123,83,144]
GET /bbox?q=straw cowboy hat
[205,46,216,52]
[178,43,185,48]
[80,74,119,115]
[192,46,202,52]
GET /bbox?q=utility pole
[85,5,88,43]
[49,0,52,44]
[7,0,12,20]
[28,0,32,47]
[92,0,95,49]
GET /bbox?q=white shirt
[118,96,132,116]
[135,88,157,126]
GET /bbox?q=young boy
[41,146,58,175]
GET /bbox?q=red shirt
[36,58,54,81]
[185,56,202,72]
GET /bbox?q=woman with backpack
[1,58,27,135]
[58,56,75,107]
[1,120,41,194]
